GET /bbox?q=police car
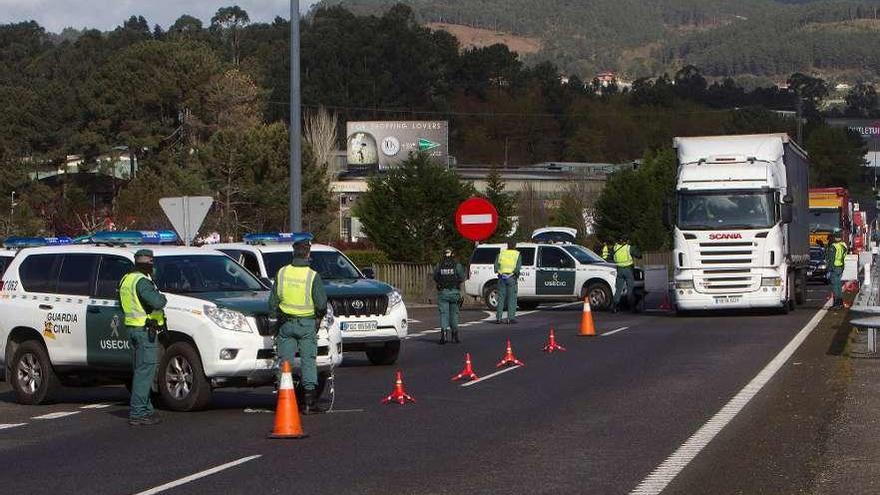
[0,231,342,411]
[464,242,643,311]
[0,236,73,276]
[214,233,407,365]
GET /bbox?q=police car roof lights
[3,236,73,249]
[89,230,179,246]
[243,232,314,245]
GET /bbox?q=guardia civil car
[0,231,342,410]
[214,233,408,365]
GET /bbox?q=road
[0,284,837,494]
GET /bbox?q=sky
[0,0,322,33]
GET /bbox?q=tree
[552,177,596,243]
[806,125,866,190]
[354,154,475,262]
[211,6,250,65]
[481,165,516,242]
[845,83,878,118]
[303,106,339,171]
[514,181,549,240]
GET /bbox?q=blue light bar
[243,232,313,245]
[89,230,179,245]
[3,236,73,249]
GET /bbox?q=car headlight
[675,280,694,290]
[388,290,403,311]
[818,263,827,270]
[204,305,252,333]
[761,277,782,287]
[321,305,335,330]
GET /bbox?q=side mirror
[662,200,673,229]
[781,204,793,224]
[783,194,793,205]
[361,267,376,279]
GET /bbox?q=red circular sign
[455,197,499,241]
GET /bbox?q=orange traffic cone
[382,370,416,404]
[497,339,525,367]
[543,327,566,353]
[578,297,596,337]
[268,360,307,439]
[451,353,479,381]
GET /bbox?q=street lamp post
[8,190,15,235]
[289,0,302,232]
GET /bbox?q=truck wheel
[583,282,612,311]
[10,340,59,405]
[158,342,212,411]
[366,341,400,366]
[482,282,499,311]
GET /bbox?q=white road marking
[326,408,365,414]
[407,319,422,324]
[602,326,630,337]
[133,455,262,495]
[461,365,522,387]
[32,411,80,420]
[80,403,111,409]
[629,303,830,495]
[0,423,26,430]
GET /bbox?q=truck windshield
[677,191,776,230]
[263,251,362,280]
[809,209,840,232]
[154,255,265,294]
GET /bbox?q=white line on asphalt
[407,319,422,324]
[629,303,830,495]
[32,411,80,420]
[133,455,262,495]
[602,326,630,337]
[0,423,26,430]
[80,403,111,409]
[461,365,522,387]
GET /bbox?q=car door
[536,246,577,297]
[86,255,133,369]
[47,253,99,365]
[515,247,537,297]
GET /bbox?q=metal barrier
[849,252,879,356]
[374,263,435,304]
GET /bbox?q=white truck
[671,134,810,313]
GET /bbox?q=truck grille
[698,240,754,267]
[699,268,756,294]
[329,295,388,317]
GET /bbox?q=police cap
[134,249,154,264]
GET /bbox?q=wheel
[795,270,806,305]
[583,282,612,311]
[10,340,59,405]
[158,342,212,411]
[366,341,400,366]
[518,301,540,310]
[482,282,498,311]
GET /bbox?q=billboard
[346,121,448,170]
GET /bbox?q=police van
[464,242,643,311]
[214,233,407,366]
[0,231,342,410]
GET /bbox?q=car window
[538,246,575,269]
[470,247,500,265]
[153,255,264,294]
[516,247,536,266]
[563,245,604,264]
[241,251,261,275]
[19,254,62,293]
[0,255,13,276]
[57,254,100,296]
[94,255,134,299]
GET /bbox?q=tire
[158,342,212,412]
[482,282,498,311]
[10,340,59,405]
[366,341,400,366]
[518,301,540,310]
[583,281,613,311]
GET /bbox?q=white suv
[0,233,342,411]
[214,233,408,366]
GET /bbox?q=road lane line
[0,423,26,430]
[80,403,111,409]
[461,365,522,387]
[32,411,79,420]
[133,455,262,495]
[602,326,630,337]
[629,304,830,495]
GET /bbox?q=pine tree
[482,164,516,242]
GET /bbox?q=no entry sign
[455,197,499,241]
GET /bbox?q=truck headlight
[388,290,403,311]
[204,305,252,333]
[675,280,694,290]
[761,277,782,287]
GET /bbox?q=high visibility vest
[497,249,520,275]
[119,272,165,327]
[276,265,317,317]
[601,245,610,259]
[832,242,847,268]
[613,243,634,268]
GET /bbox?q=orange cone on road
[451,353,479,381]
[497,339,525,367]
[268,360,307,439]
[543,327,566,353]
[578,297,596,337]
[382,370,416,404]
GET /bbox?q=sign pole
[290,0,302,231]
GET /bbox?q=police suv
[0,231,342,411]
[465,242,643,311]
[214,233,407,365]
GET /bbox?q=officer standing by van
[827,232,847,310]
[612,236,641,313]
[494,245,521,324]
[433,248,465,344]
[119,249,167,426]
[269,234,328,415]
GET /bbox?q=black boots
[303,390,326,415]
[452,329,460,343]
[439,329,447,345]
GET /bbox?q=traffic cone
[382,370,416,405]
[268,360,307,439]
[451,353,479,381]
[578,297,596,337]
[496,339,525,367]
[543,327,566,353]
[659,293,673,312]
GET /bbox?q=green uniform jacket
[268,258,329,319]
[131,275,167,319]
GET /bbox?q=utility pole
[289,0,302,231]
[8,190,15,235]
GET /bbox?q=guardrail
[848,252,879,355]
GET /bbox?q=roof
[212,242,338,254]
[14,245,230,258]
[675,134,793,165]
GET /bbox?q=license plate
[341,321,378,331]
[714,296,741,304]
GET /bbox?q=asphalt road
[0,284,837,494]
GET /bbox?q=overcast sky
[0,0,322,33]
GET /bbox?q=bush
[343,249,390,268]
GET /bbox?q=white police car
[0,236,72,277]
[0,231,342,410]
[214,233,408,365]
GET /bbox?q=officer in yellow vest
[601,243,611,262]
[269,234,328,414]
[493,245,522,324]
[612,236,641,313]
[827,232,847,310]
[119,249,167,426]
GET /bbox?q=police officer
[827,232,847,310]
[494,244,521,324]
[601,242,611,262]
[433,248,465,344]
[119,249,167,426]
[611,236,641,313]
[269,234,328,415]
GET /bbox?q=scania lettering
[671,134,810,313]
